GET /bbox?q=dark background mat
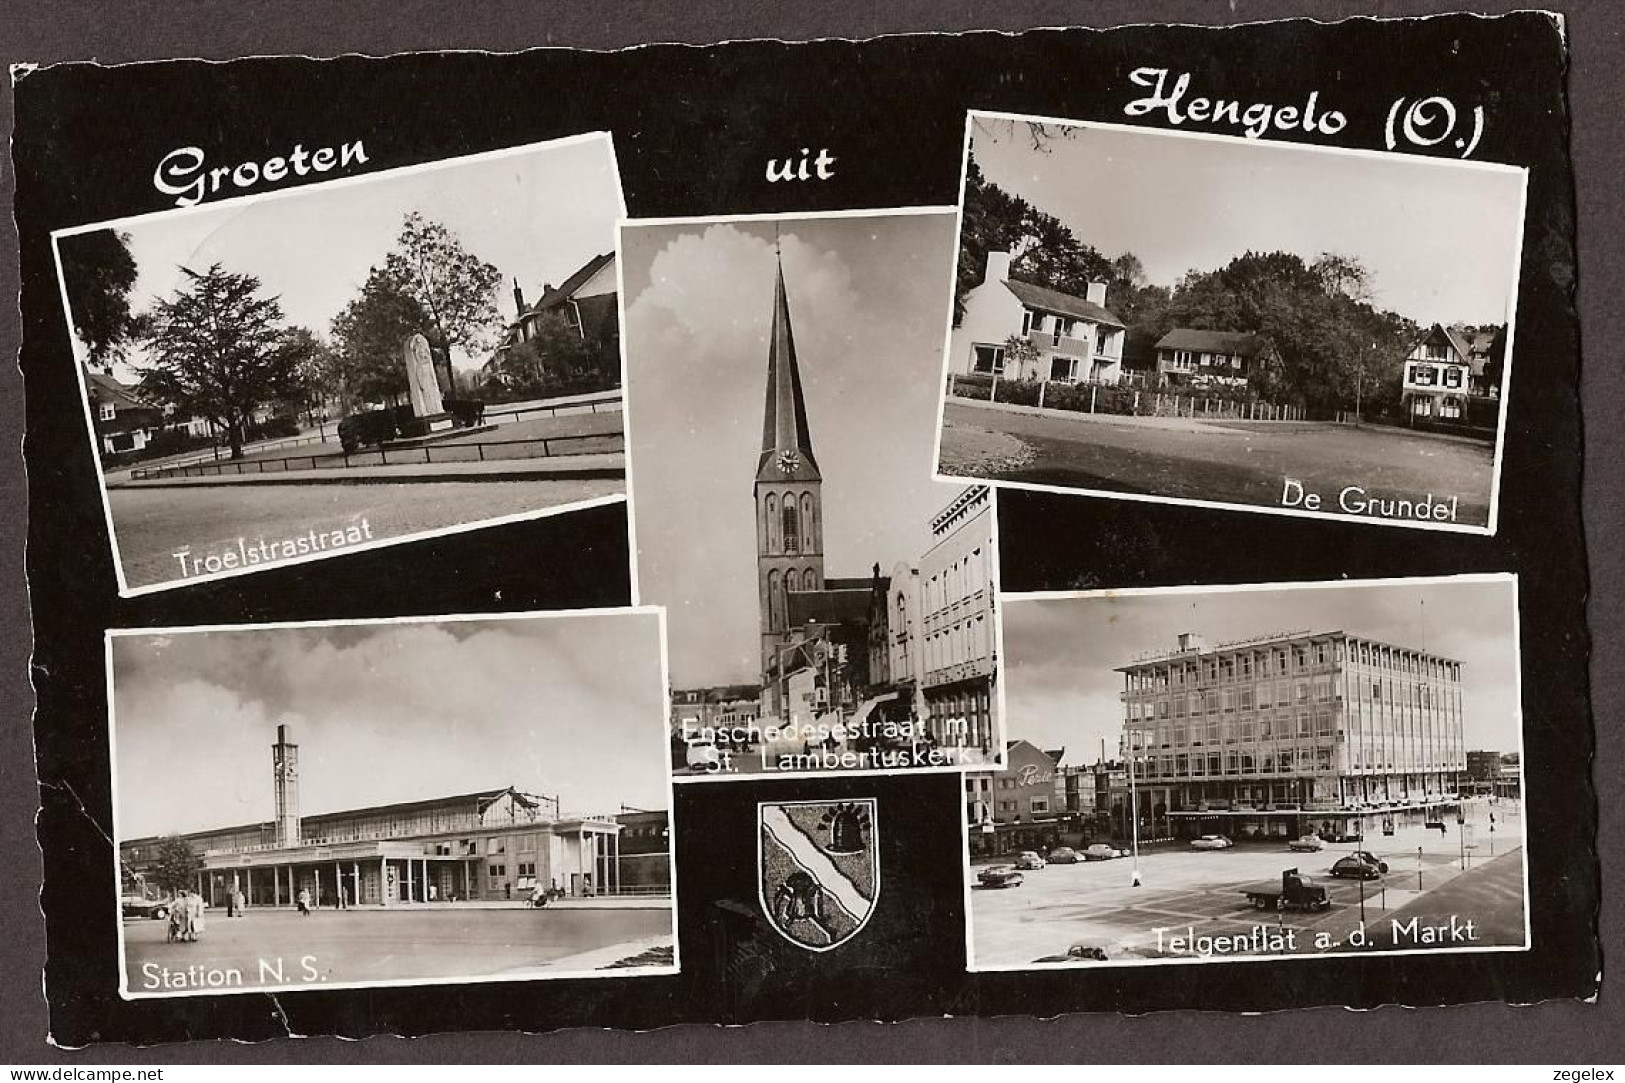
[2,0,1617,1062]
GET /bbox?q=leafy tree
[284,328,347,429]
[382,212,502,390]
[58,228,140,368]
[495,309,610,393]
[135,264,311,458]
[330,267,430,408]
[149,836,202,897]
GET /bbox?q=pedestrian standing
[297,886,311,916]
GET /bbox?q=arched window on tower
[782,497,800,555]
[800,493,815,553]
[764,493,779,554]
[803,568,818,591]
[767,570,781,631]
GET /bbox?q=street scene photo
[934,112,1527,532]
[968,574,1526,970]
[622,210,1004,780]
[110,610,675,997]
[54,134,629,595]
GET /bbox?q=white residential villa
[949,250,1128,386]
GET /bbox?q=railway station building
[120,724,644,909]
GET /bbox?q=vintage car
[1288,834,1325,852]
[1046,846,1082,864]
[1083,844,1128,861]
[121,895,171,920]
[1330,851,1391,879]
[1190,834,1235,850]
[1014,850,1047,870]
[977,865,1026,889]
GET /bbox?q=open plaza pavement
[938,400,1496,527]
[122,899,674,993]
[970,798,1525,968]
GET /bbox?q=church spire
[756,253,820,482]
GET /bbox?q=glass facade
[1119,632,1466,813]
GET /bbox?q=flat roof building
[1117,629,1467,840]
[120,724,646,910]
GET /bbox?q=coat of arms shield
[757,798,879,952]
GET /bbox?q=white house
[1401,323,1472,420]
[950,250,1128,386]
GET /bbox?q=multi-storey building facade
[1118,630,1466,839]
[917,486,998,756]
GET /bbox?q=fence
[947,373,1309,421]
[129,431,622,481]
[480,392,622,424]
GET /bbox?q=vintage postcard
[619,209,1007,782]
[53,133,630,596]
[933,112,1527,534]
[969,574,1527,970]
[108,609,676,997]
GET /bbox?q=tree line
[61,213,597,460]
[957,151,1501,415]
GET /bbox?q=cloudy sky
[622,212,971,688]
[968,116,1525,326]
[112,612,669,839]
[68,135,621,381]
[1002,576,1522,765]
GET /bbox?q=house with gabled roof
[950,249,1128,386]
[1153,328,1277,389]
[489,251,620,386]
[84,367,165,455]
[1402,323,1476,420]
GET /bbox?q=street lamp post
[1128,720,1142,888]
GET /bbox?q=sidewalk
[111,453,624,488]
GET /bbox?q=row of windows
[1162,349,1242,371]
[762,491,818,556]
[924,614,991,674]
[923,546,989,614]
[1125,640,1460,691]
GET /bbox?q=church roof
[756,261,821,484]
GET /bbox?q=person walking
[297,886,311,917]
[234,887,246,917]
[184,889,206,942]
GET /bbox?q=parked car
[1190,834,1235,850]
[1331,855,1387,880]
[1083,844,1128,861]
[1034,942,1114,963]
[1288,834,1325,852]
[1331,851,1391,878]
[121,895,171,920]
[684,740,723,772]
[1014,851,1047,870]
[977,865,1025,889]
[1353,851,1390,872]
[1046,846,1081,864]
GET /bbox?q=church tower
[756,256,824,681]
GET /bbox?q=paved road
[111,477,624,589]
[971,809,1525,968]
[123,905,673,993]
[940,402,1495,528]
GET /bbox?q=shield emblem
[757,798,879,952]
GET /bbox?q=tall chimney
[984,249,1014,285]
[1086,280,1108,307]
[272,724,300,848]
[512,277,527,317]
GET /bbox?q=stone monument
[403,332,445,418]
